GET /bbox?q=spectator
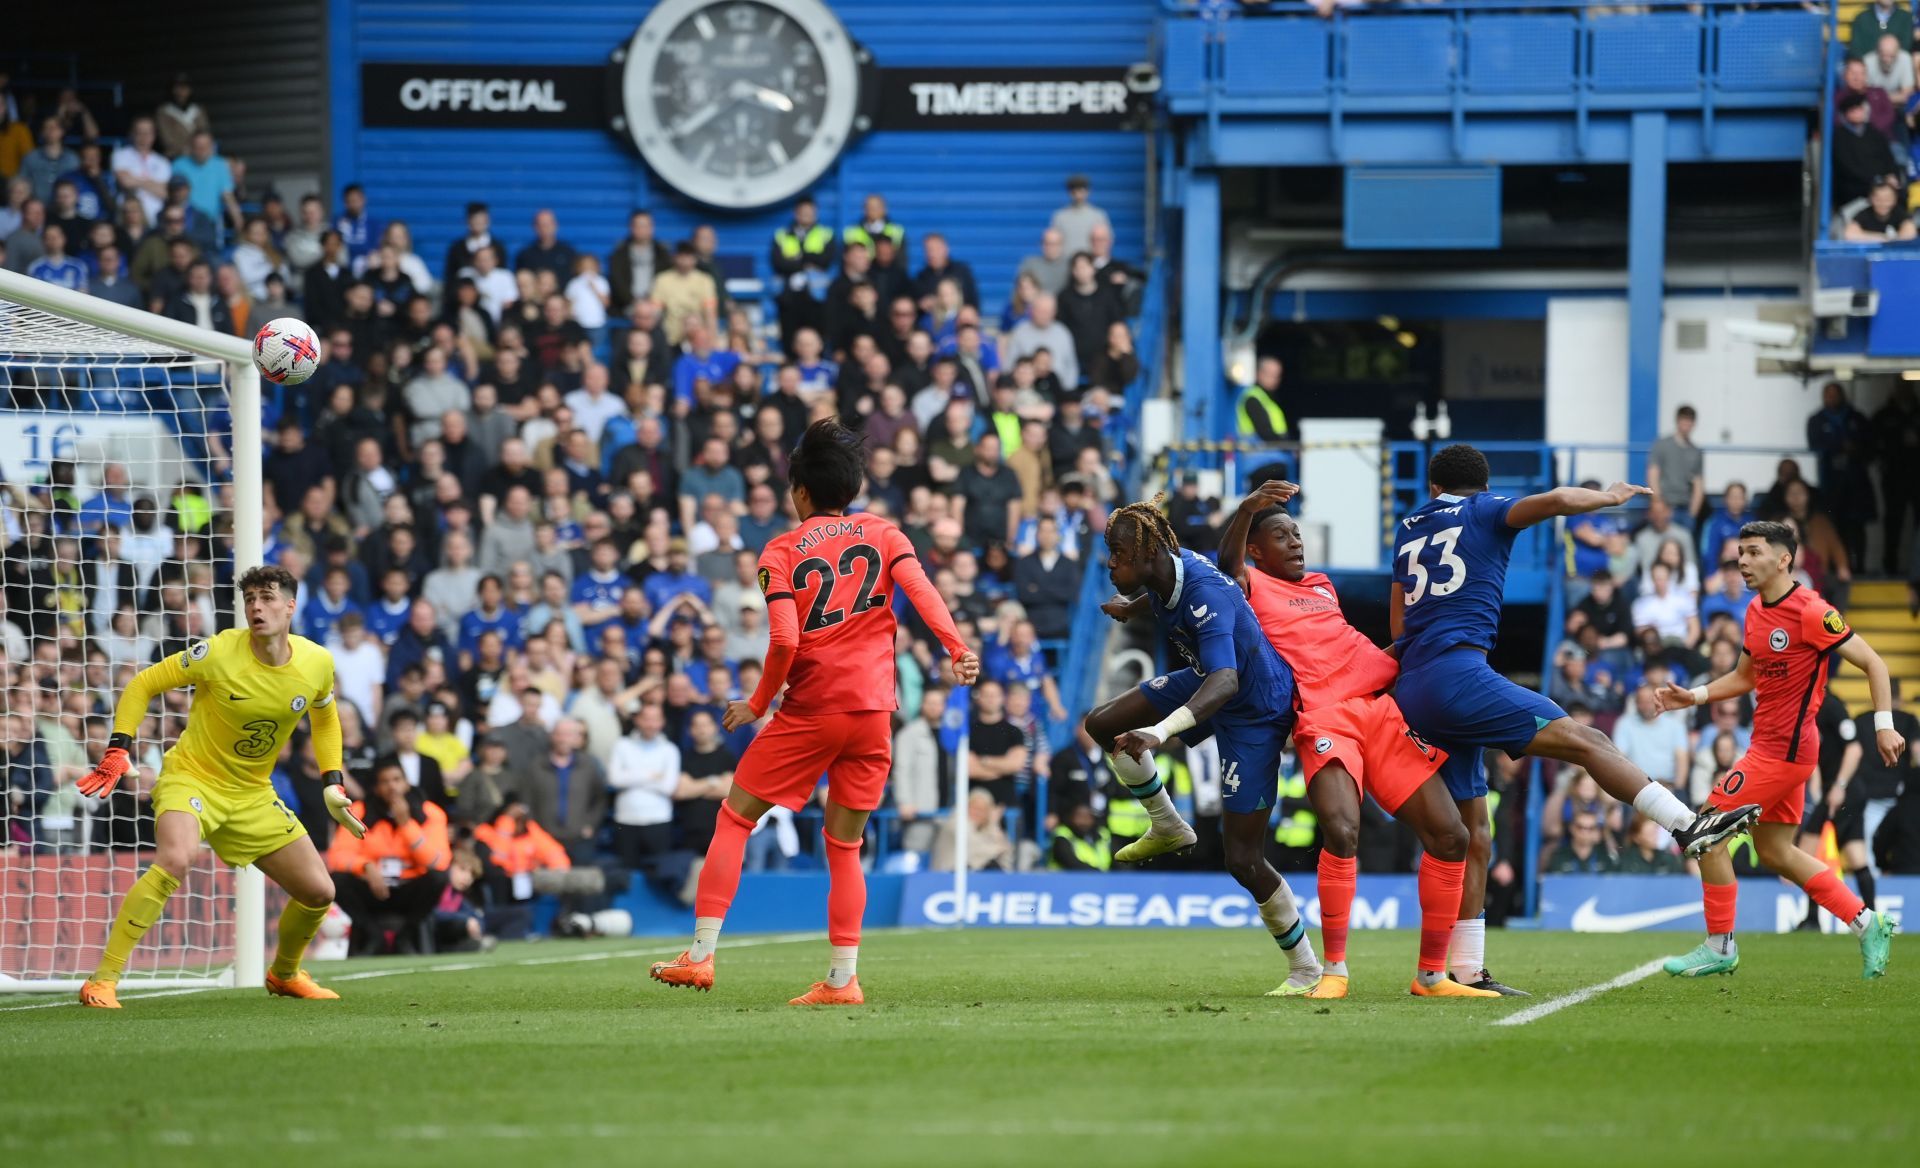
[933,788,1014,872]
[966,680,1028,812]
[1057,252,1123,379]
[1017,228,1069,300]
[1612,685,1690,795]
[45,180,93,256]
[606,703,680,872]
[1850,0,1913,59]
[1629,496,1684,580]
[890,687,948,855]
[525,719,609,857]
[515,208,577,281]
[0,106,33,184]
[1832,92,1901,209]
[1698,557,1754,633]
[27,224,85,291]
[335,182,377,264]
[565,254,612,351]
[1050,174,1110,257]
[155,73,212,157]
[59,143,114,224]
[404,347,471,449]
[18,117,71,204]
[444,201,508,285]
[1646,404,1704,524]
[164,259,234,334]
[423,533,482,632]
[2,197,42,272]
[87,244,140,308]
[0,177,26,239]
[1004,294,1079,390]
[463,243,518,324]
[1236,356,1290,443]
[564,363,626,444]
[326,759,452,954]
[1086,222,1144,311]
[1049,800,1111,871]
[913,232,978,310]
[1876,387,1920,575]
[1630,560,1698,649]
[1613,815,1684,875]
[170,131,241,240]
[652,241,718,346]
[844,191,906,260]
[1543,809,1616,874]
[1838,57,1902,150]
[678,440,746,530]
[1087,321,1139,392]
[1010,516,1076,640]
[1697,481,1753,574]
[1806,382,1876,570]
[1779,479,1852,604]
[231,217,289,299]
[1846,181,1917,241]
[770,195,836,350]
[1867,33,1917,105]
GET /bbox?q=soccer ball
[252,317,322,386]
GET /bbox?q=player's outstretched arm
[305,684,364,838]
[1218,479,1297,590]
[1114,668,1239,758]
[890,547,976,679]
[729,593,800,731]
[77,652,192,797]
[1836,634,1907,766]
[1654,650,1755,714]
[1505,481,1650,530]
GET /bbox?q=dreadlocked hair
[1105,491,1181,562]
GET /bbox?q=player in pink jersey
[1220,480,1494,999]
[651,420,978,1004]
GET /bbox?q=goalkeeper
[77,566,368,1009]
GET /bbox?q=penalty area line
[1491,958,1667,1027]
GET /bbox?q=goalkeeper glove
[321,771,365,840]
[77,733,135,798]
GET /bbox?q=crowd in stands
[1831,3,1920,239]
[0,75,1171,944]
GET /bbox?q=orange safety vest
[325,799,452,881]
[473,815,572,876]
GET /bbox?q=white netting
[0,293,245,990]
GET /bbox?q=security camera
[1125,63,1161,95]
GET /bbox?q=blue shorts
[1138,668,1293,815]
[1395,648,1567,802]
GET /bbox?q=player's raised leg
[80,808,201,1009]
[251,833,341,1000]
[1523,715,1756,856]
[1084,689,1196,862]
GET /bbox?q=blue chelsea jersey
[1149,550,1295,716]
[1392,491,1519,671]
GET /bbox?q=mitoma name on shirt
[792,521,866,554]
[907,80,1130,119]
[398,77,568,114]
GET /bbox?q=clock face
[617,0,862,210]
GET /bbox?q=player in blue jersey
[1390,445,1760,994]
[1088,495,1324,995]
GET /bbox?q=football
[251,317,322,386]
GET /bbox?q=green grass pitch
[2,928,1911,1167]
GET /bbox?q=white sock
[1707,932,1737,956]
[1415,969,1448,988]
[1257,880,1301,937]
[1632,782,1696,833]
[1323,959,1349,978]
[827,944,858,988]
[1848,909,1875,938]
[1258,882,1319,976]
[1109,750,1186,832]
[688,916,722,962]
[1448,917,1486,983]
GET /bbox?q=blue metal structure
[1157,0,1824,451]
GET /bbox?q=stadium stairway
[1830,579,1920,711]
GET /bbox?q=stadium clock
[612,0,869,210]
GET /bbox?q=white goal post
[0,266,265,992]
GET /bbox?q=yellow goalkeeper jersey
[115,628,339,792]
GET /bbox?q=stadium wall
[603,874,1915,936]
[329,0,1156,317]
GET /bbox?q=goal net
[0,268,265,993]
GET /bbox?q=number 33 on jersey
[755,514,922,716]
[1392,491,1518,671]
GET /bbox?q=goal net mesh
[0,292,245,989]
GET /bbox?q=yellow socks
[271,899,333,980]
[92,864,181,983]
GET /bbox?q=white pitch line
[0,930,839,1013]
[1491,958,1667,1027]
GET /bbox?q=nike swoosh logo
[1569,897,1702,933]
[228,694,248,701]
[1191,605,1209,619]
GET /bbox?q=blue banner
[1538,874,1915,934]
[899,872,1418,929]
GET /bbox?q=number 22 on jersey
[793,543,886,632]
[1399,525,1467,605]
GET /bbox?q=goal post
[0,267,265,992]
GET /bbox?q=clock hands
[673,81,796,142]
[670,100,727,140]
[734,81,795,114]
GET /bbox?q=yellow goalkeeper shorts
[152,772,308,868]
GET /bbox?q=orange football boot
[1304,974,1349,999]
[788,977,863,1006]
[1409,975,1500,999]
[650,951,715,991]
[266,970,340,1000]
[78,979,121,1009]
